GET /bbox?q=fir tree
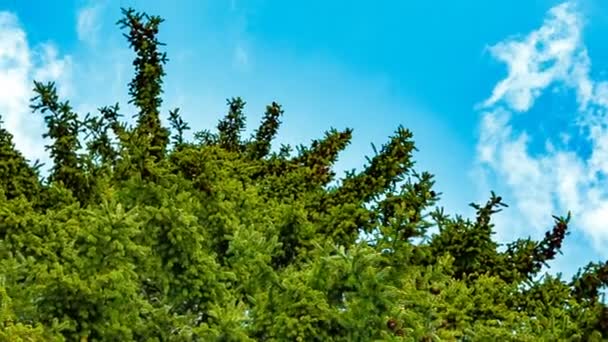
[0,114,42,202]
[0,6,607,341]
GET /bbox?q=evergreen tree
[0,7,607,341]
[0,114,42,202]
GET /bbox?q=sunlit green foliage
[0,7,607,341]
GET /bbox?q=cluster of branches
[0,7,606,341]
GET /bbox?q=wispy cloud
[0,11,73,165]
[481,2,591,112]
[76,3,103,46]
[475,1,608,254]
[233,43,250,71]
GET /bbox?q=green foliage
[0,7,607,341]
[0,115,42,203]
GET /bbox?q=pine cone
[387,318,397,331]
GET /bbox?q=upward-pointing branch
[117,7,170,161]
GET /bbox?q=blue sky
[2,0,608,279]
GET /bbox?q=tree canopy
[1,7,607,341]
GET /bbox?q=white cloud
[476,1,608,256]
[0,11,73,165]
[233,43,250,71]
[482,2,590,112]
[77,3,102,45]
[33,43,73,97]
